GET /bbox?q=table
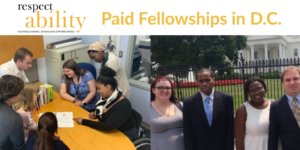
[33,92,136,150]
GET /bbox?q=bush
[172,79,244,88]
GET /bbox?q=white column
[264,44,268,60]
[279,44,283,59]
[250,45,254,61]
[283,46,286,58]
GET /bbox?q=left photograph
[0,35,151,150]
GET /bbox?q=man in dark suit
[268,66,300,150]
[183,68,234,150]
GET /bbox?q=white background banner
[1,0,299,35]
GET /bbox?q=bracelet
[82,101,87,105]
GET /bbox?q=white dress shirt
[0,59,29,82]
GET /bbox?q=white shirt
[0,59,29,82]
[0,68,4,78]
[106,52,130,98]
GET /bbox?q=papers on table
[38,112,74,128]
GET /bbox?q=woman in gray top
[0,75,25,150]
[150,76,184,150]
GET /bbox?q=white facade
[239,36,300,61]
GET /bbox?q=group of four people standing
[151,66,300,150]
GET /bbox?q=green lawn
[175,79,284,110]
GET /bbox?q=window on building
[254,51,258,60]
[294,48,298,57]
[128,36,151,88]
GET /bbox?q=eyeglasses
[248,87,265,94]
[155,86,172,91]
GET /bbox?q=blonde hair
[15,83,39,111]
[281,66,300,82]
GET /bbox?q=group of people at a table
[0,41,140,150]
[150,66,300,150]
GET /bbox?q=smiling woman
[59,59,99,111]
[150,76,184,150]
[234,77,272,150]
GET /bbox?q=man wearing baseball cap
[88,41,130,98]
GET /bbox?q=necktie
[291,97,300,127]
[204,97,213,126]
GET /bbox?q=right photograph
[150,36,299,150]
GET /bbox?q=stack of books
[36,84,53,110]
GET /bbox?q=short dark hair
[244,77,267,101]
[13,47,33,62]
[150,76,177,103]
[96,66,118,91]
[197,68,215,79]
[0,75,24,102]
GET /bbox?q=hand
[75,101,83,106]
[89,112,96,119]
[73,117,83,125]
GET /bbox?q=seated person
[15,84,39,146]
[73,66,139,141]
[0,75,25,150]
[60,59,99,111]
[33,112,70,150]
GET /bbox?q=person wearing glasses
[150,76,184,150]
[0,47,33,83]
[183,68,234,150]
[60,59,98,112]
[87,41,130,98]
[235,77,272,150]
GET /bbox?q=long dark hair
[62,59,86,93]
[34,112,58,150]
[97,66,118,91]
[0,75,24,103]
[150,76,177,103]
[244,77,267,102]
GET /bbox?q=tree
[151,36,247,70]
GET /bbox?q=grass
[175,79,284,110]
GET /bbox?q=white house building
[239,35,300,61]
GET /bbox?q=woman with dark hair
[150,76,184,150]
[73,66,139,141]
[34,112,69,150]
[0,75,25,150]
[60,59,99,111]
[235,77,272,150]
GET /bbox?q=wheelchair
[132,109,151,150]
[133,125,151,150]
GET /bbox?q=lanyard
[73,77,80,99]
